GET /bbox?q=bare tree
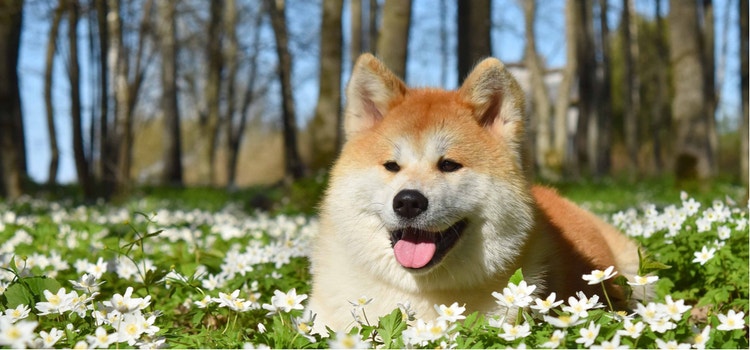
[376,0,412,79]
[266,0,304,182]
[0,0,25,199]
[741,0,748,187]
[553,0,578,177]
[68,0,94,198]
[351,0,362,59]
[668,0,715,181]
[108,0,152,195]
[228,9,265,190]
[158,0,182,186]
[621,0,640,177]
[94,0,111,182]
[595,0,612,177]
[44,0,64,185]
[522,0,553,179]
[650,0,670,173]
[573,0,596,177]
[203,0,223,185]
[701,0,719,176]
[457,0,490,83]
[309,0,344,170]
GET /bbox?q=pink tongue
[393,233,437,269]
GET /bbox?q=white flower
[0,318,37,348]
[4,304,30,322]
[263,288,307,315]
[582,266,618,285]
[655,339,691,349]
[692,246,716,265]
[717,225,731,240]
[38,327,63,348]
[328,330,370,349]
[498,322,531,341]
[214,290,252,312]
[563,293,601,318]
[69,273,105,293]
[616,318,645,339]
[293,310,316,341]
[435,302,466,323]
[591,334,629,349]
[105,287,151,314]
[113,314,145,346]
[401,319,453,346]
[662,296,692,321]
[492,281,536,308]
[87,257,109,279]
[530,292,563,314]
[575,321,601,347]
[649,317,677,333]
[692,325,710,349]
[194,295,213,309]
[540,329,566,348]
[397,301,416,321]
[35,288,78,315]
[627,275,659,286]
[716,310,746,331]
[86,326,117,348]
[348,295,373,309]
[543,314,584,328]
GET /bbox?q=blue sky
[18,0,743,184]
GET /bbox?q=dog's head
[322,54,535,291]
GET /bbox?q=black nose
[393,190,428,219]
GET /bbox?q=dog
[307,53,641,333]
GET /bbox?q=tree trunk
[266,0,304,182]
[44,1,64,186]
[457,0,491,83]
[523,0,553,180]
[376,0,412,79]
[574,0,596,178]
[310,0,343,170]
[158,0,182,186]
[701,0,719,175]
[222,0,238,188]
[228,10,264,190]
[367,0,378,55]
[595,0,612,177]
[621,0,639,177]
[95,0,110,182]
[0,0,25,199]
[204,0,223,185]
[69,0,94,198]
[553,0,577,177]
[740,0,748,187]
[650,0,669,173]
[668,0,713,181]
[351,0,362,59]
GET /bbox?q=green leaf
[5,276,62,308]
[376,308,406,349]
[638,248,671,275]
[509,268,524,285]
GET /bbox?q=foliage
[0,183,747,348]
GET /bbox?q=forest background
[0,0,747,200]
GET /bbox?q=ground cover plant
[0,181,747,348]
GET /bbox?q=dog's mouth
[389,219,468,270]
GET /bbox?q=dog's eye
[438,159,462,172]
[383,161,401,172]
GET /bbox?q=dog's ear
[343,53,407,140]
[459,58,526,151]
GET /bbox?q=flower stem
[600,281,614,312]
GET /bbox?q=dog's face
[321,54,535,292]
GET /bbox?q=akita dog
[307,53,641,333]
